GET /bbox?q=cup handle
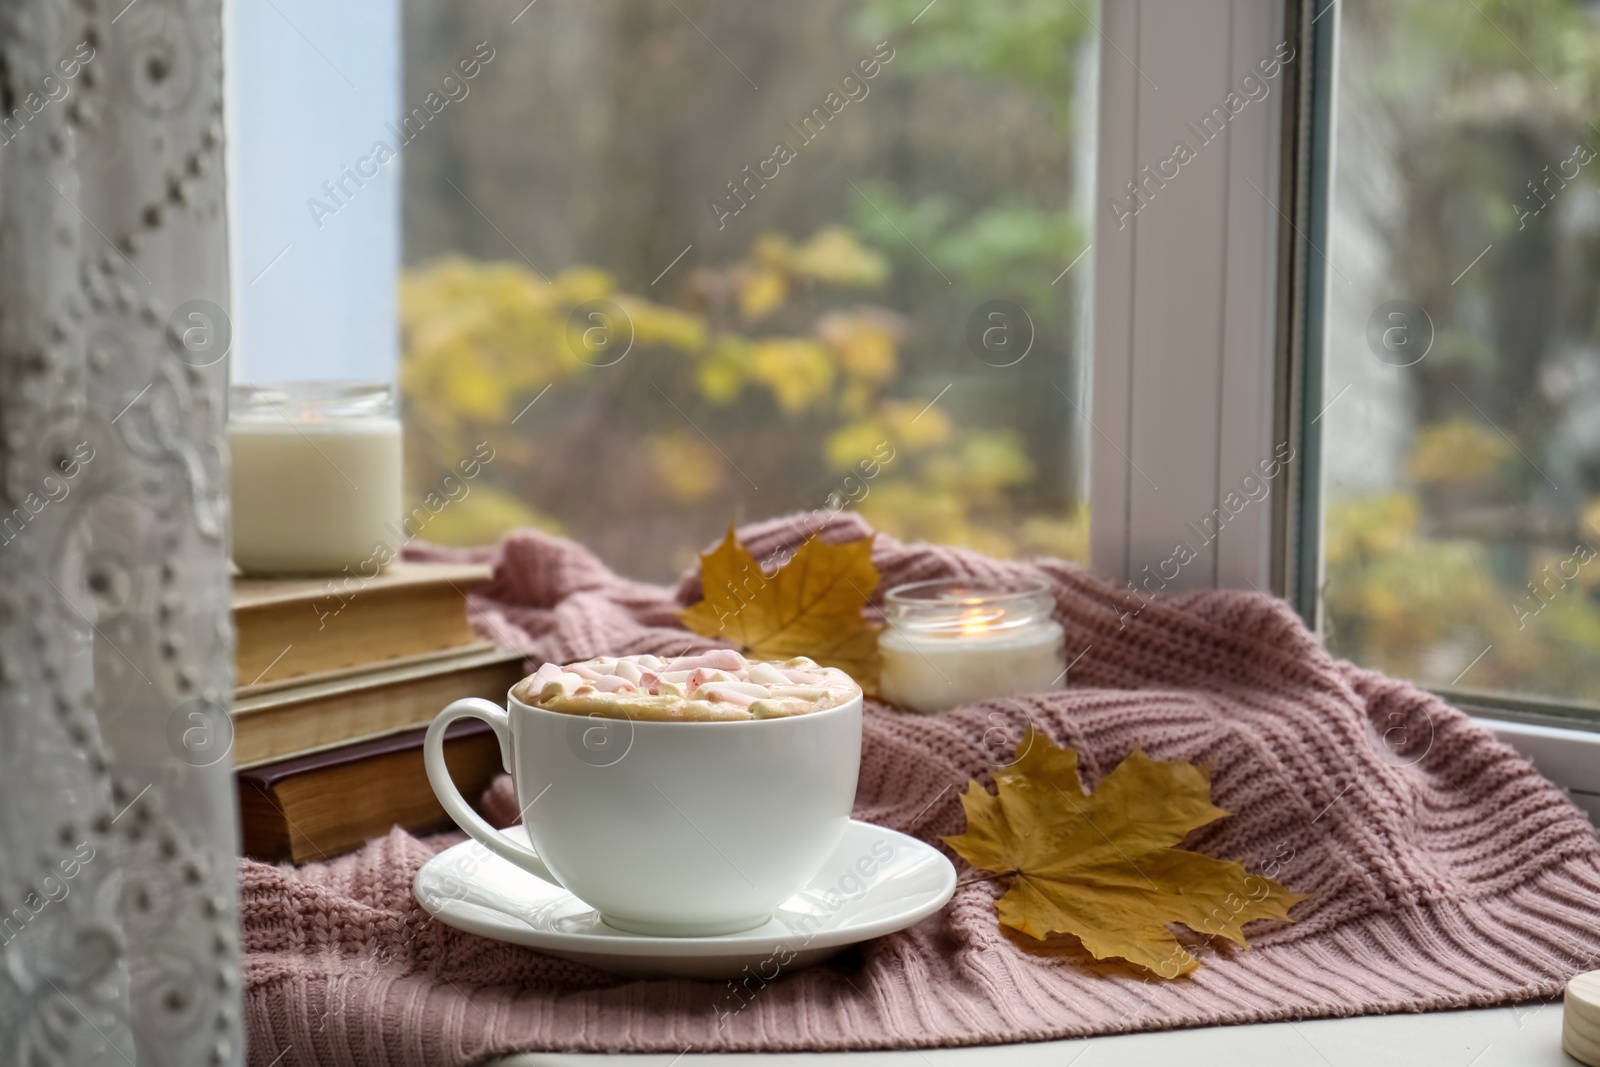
[424,697,559,884]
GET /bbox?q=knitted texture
[239,513,1600,1066]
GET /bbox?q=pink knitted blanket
[240,513,1600,1066]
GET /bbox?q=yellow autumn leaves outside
[398,226,1090,574]
[1324,415,1600,704]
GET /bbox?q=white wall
[226,0,400,385]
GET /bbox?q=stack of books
[233,562,527,863]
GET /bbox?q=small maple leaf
[680,528,882,687]
[944,731,1307,977]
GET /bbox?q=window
[1320,0,1600,720]
[396,0,1098,581]
[226,0,1600,788]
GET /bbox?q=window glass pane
[400,1,1097,581]
[1323,0,1600,709]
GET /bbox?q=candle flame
[959,606,1003,636]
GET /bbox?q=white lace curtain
[0,0,243,1064]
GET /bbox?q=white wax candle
[229,412,401,575]
[880,619,1065,714]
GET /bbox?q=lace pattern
[0,0,241,1063]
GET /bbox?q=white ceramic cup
[424,686,863,937]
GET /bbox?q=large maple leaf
[680,528,882,686]
[944,731,1307,977]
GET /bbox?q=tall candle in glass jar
[878,579,1066,714]
[228,382,402,575]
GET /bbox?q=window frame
[1088,0,1293,595]
[1091,0,1600,802]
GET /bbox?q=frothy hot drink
[513,649,859,722]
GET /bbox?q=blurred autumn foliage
[399,0,1096,581]
[1324,0,1600,706]
[396,0,1600,707]
[400,226,1089,576]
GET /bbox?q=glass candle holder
[878,578,1066,714]
[228,382,402,575]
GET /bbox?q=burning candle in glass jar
[878,578,1066,714]
[228,382,402,576]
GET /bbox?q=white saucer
[413,819,957,979]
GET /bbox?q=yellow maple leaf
[680,528,881,688]
[944,731,1306,978]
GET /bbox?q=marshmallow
[512,649,859,722]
